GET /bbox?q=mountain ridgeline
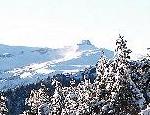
[0,40,113,91]
[0,40,113,71]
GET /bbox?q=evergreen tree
[0,93,8,115]
[25,83,50,114]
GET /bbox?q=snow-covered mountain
[0,40,114,90]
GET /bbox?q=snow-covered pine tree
[25,83,50,114]
[0,93,8,115]
[96,34,146,115]
[50,79,64,114]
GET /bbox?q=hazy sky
[0,0,149,52]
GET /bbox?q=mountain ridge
[0,40,114,90]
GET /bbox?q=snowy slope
[0,44,64,71]
[0,40,114,90]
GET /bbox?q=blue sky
[0,0,149,52]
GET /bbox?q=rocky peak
[78,40,92,45]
